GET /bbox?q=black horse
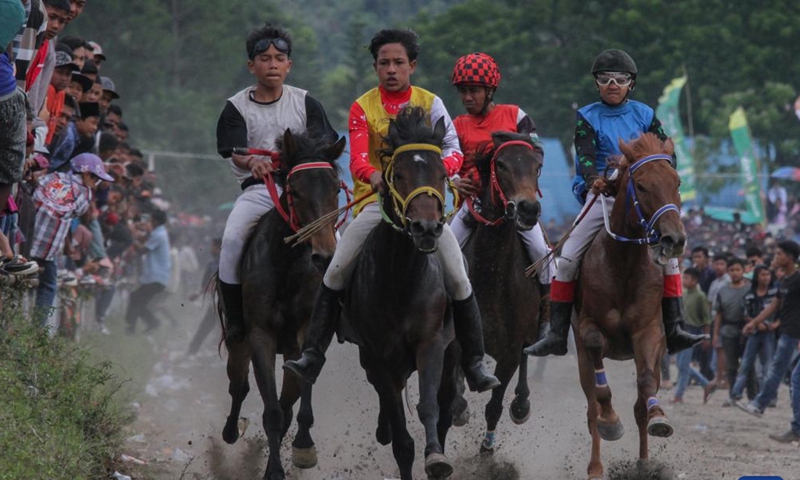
[345,107,460,479]
[219,129,346,480]
[460,132,546,453]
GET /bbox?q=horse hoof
[222,420,239,444]
[647,416,673,438]
[597,418,624,441]
[510,397,531,425]
[376,421,392,445]
[292,445,318,469]
[424,452,453,478]
[452,404,470,427]
[479,444,495,456]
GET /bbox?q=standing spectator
[691,246,715,295]
[713,257,752,405]
[48,101,99,172]
[672,268,715,404]
[729,265,778,402]
[738,241,800,417]
[125,209,171,335]
[769,341,800,443]
[12,0,47,90]
[708,252,731,384]
[744,247,764,280]
[44,48,79,145]
[30,153,113,322]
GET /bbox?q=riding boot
[283,284,342,384]
[537,283,551,340]
[524,300,571,356]
[452,293,501,393]
[662,296,708,354]
[219,281,246,344]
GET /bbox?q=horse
[344,106,460,480]
[459,131,546,453]
[574,133,684,480]
[219,129,346,480]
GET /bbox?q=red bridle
[465,140,539,226]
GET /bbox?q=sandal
[0,255,39,276]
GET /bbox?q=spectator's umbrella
[770,166,800,181]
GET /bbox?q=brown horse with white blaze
[574,133,684,480]
[219,129,346,480]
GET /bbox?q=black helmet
[591,49,637,77]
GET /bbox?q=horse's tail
[206,271,227,355]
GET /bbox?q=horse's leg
[576,340,604,480]
[480,355,517,455]
[278,351,301,438]
[582,324,623,442]
[248,328,285,480]
[634,325,673,443]
[436,341,459,451]
[360,348,393,446]
[450,366,470,426]
[280,350,318,469]
[222,337,251,444]
[510,350,532,424]
[416,340,454,478]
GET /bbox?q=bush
[0,287,133,480]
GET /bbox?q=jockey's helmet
[451,52,501,88]
[591,49,637,78]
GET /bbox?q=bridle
[466,140,540,226]
[380,143,459,233]
[600,153,679,245]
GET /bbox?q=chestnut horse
[344,107,460,480]
[459,132,545,453]
[575,133,684,480]
[219,130,346,480]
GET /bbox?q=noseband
[600,154,680,245]
[381,143,459,233]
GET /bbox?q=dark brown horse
[344,107,460,480]
[219,129,346,480]
[575,133,683,480]
[459,132,545,453]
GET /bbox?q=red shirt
[453,104,522,175]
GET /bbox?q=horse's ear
[432,117,446,146]
[325,135,347,161]
[388,119,401,147]
[618,137,635,161]
[282,128,296,158]
[663,137,675,156]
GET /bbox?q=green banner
[728,107,765,224]
[656,75,696,202]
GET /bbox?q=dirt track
[106,300,799,480]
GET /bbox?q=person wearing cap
[83,76,102,103]
[98,76,119,114]
[80,58,98,82]
[215,23,337,346]
[44,47,79,144]
[448,52,554,293]
[525,49,707,357]
[65,71,91,102]
[87,40,105,68]
[30,152,113,322]
[48,101,100,172]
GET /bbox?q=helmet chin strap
[480,88,496,115]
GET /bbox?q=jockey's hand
[249,158,275,179]
[369,171,385,194]
[590,177,609,195]
[454,176,477,197]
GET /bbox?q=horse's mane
[274,132,342,185]
[608,132,669,193]
[380,106,444,160]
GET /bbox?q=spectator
[80,57,97,81]
[58,34,88,69]
[65,71,91,102]
[48,101,99,172]
[87,39,105,68]
[738,241,800,417]
[98,76,119,114]
[672,267,715,404]
[744,246,764,280]
[691,246,715,295]
[30,153,113,322]
[83,75,102,103]
[125,209,171,335]
[12,0,47,90]
[713,257,752,405]
[50,92,77,140]
[43,47,78,145]
[708,252,732,383]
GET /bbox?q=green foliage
[0,291,132,480]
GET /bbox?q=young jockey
[284,29,499,393]
[216,23,336,344]
[525,49,707,357]
[448,52,554,290]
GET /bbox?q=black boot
[524,300,572,357]
[662,296,708,354]
[219,281,246,344]
[452,293,500,393]
[537,283,551,341]
[283,285,342,384]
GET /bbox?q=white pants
[323,203,473,301]
[450,203,554,284]
[219,184,278,284]
[555,195,679,282]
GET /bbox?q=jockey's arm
[574,112,601,187]
[216,101,271,177]
[431,96,464,177]
[348,102,384,193]
[516,108,543,152]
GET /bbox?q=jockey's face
[457,85,489,116]
[374,43,416,92]
[248,45,292,90]
[597,77,631,106]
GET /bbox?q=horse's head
[484,131,543,230]
[617,133,686,265]
[382,107,448,253]
[277,129,346,272]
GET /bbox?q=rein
[382,143,460,233]
[600,154,679,245]
[466,140,540,226]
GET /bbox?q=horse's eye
[636,183,647,193]
[496,162,507,171]
[394,173,404,181]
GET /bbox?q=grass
[0,285,134,480]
